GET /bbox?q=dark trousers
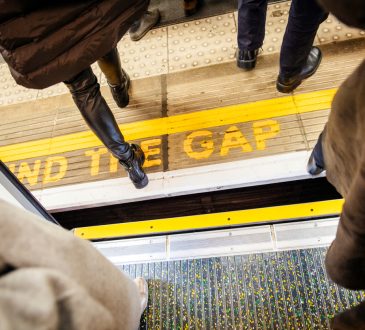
[313,131,325,169]
[64,48,131,161]
[237,0,328,76]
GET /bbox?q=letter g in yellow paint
[184,130,214,159]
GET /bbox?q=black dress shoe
[119,144,149,189]
[236,49,259,70]
[307,149,325,175]
[108,68,130,108]
[277,47,322,93]
[129,9,160,42]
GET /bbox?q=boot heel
[184,0,198,16]
[120,144,148,189]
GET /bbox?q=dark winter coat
[0,0,148,89]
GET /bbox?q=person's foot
[129,9,160,42]
[236,49,259,70]
[184,0,202,16]
[108,68,130,108]
[276,46,322,93]
[307,149,325,175]
[119,144,148,189]
[133,277,148,315]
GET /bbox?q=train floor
[123,248,364,330]
[93,219,364,330]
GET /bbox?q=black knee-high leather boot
[98,48,130,108]
[65,68,148,189]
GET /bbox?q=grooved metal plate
[120,248,365,329]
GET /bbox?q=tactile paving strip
[0,1,364,106]
[167,13,237,73]
[121,248,365,330]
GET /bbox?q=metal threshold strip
[93,217,339,266]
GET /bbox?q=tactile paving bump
[121,248,365,330]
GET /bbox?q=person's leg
[237,0,267,51]
[64,67,148,189]
[280,0,328,76]
[97,48,130,108]
[277,0,328,92]
[237,0,268,69]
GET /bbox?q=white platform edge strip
[33,150,323,211]
[94,217,338,266]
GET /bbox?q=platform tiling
[121,247,365,330]
[0,1,364,105]
[1,38,364,191]
[0,1,365,194]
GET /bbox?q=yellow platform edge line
[73,199,344,240]
[0,88,337,163]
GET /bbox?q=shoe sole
[307,162,325,175]
[237,58,256,70]
[130,12,161,42]
[276,51,322,94]
[134,174,149,189]
[307,156,325,175]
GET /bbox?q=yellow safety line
[74,199,344,240]
[0,88,336,163]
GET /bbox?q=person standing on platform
[236,0,328,93]
[307,0,365,328]
[0,0,149,189]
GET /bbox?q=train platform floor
[0,1,364,211]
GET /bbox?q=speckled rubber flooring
[120,247,365,329]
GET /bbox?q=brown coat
[323,60,365,290]
[0,0,148,89]
[313,0,365,290]
[315,0,365,327]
